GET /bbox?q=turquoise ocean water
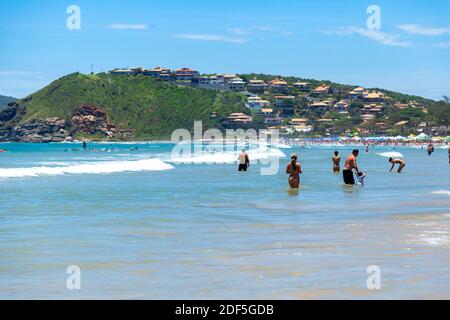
[0,142,449,299]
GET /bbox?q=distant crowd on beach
[282,138,449,149]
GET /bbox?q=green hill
[0,73,248,140]
[0,71,448,141]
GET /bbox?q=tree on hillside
[429,100,450,126]
[348,101,363,115]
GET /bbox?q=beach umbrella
[416,133,430,140]
[394,135,407,141]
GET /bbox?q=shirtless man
[389,158,406,173]
[286,154,302,189]
[238,149,250,172]
[332,151,341,173]
[343,149,359,185]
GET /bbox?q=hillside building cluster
[110,66,440,136]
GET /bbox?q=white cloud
[398,24,450,36]
[435,42,450,48]
[173,33,248,44]
[228,26,293,37]
[106,24,148,30]
[324,26,412,47]
[228,28,252,36]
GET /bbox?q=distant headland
[0,65,448,142]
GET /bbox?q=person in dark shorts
[427,143,434,156]
[343,149,359,185]
[238,149,250,172]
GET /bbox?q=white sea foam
[420,231,450,247]
[422,236,450,246]
[37,162,73,166]
[272,143,292,149]
[377,152,404,158]
[431,190,450,196]
[168,146,286,164]
[0,158,174,179]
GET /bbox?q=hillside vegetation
[1,71,448,141]
[12,73,248,139]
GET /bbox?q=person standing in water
[343,149,360,185]
[448,145,450,164]
[82,141,87,150]
[332,151,341,173]
[427,143,434,156]
[389,158,406,173]
[286,154,302,189]
[238,149,250,172]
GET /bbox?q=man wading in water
[286,154,302,189]
[238,149,250,172]
[332,151,341,173]
[343,149,360,185]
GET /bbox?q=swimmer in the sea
[389,157,406,173]
[286,154,302,189]
[332,151,341,173]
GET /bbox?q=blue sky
[0,0,449,99]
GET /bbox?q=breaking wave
[431,190,450,196]
[0,158,174,179]
[377,152,404,158]
[168,146,286,164]
[272,143,292,149]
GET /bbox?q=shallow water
[0,142,449,299]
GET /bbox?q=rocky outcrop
[0,103,133,142]
[11,117,71,142]
[71,104,133,139]
[0,105,17,123]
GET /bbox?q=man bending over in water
[332,151,341,173]
[343,149,360,185]
[389,158,406,173]
[286,154,302,189]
